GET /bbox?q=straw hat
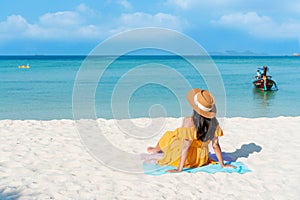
[186,88,216,118]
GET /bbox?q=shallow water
[0,55,299,119]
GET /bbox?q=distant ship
[18,64,30,69]
[292,53,300,57]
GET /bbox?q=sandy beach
[0,116,299,199]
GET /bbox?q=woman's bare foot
[147,146,161,154]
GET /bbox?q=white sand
[0,117,299,199]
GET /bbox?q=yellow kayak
[18,64,30,69]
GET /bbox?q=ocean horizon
[1,55,299,120]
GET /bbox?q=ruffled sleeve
[177,127,197,140]
[214,125,224,137]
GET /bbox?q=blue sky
[0,0,299,55]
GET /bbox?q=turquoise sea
[0,55,299,120]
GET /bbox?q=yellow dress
[157,126,223,168]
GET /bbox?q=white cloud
[118,0,132,10]
[212,12,300,39]
[287,1,300,14]
[0,4,187,41]
[214,12,272,26]
[167,0,193,9]
[0,15,28,32]
[0,4,105,40]
[76,3,92,13]
[39,11,82,28]
[119,12,186,31]
[0,15,38,39]
[166,0,234,10]
[77,25,103,38]
[75,3,101,20]
[167,0,300,21]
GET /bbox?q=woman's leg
[147,143,161,153]
[147,144,162,153]
[147,130,176,154]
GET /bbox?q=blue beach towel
[141,152,251,176]
[143,161,251,176]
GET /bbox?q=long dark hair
[192,110,218,142]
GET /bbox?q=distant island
[209,50,268,56]
[292,53,300,57]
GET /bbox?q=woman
[147,88,235,172]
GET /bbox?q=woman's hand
[221,163,236,168]
[167,169,182,173]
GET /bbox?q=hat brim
[186,88,216,119]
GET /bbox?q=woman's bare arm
[212,136,236,168]
[168,117,193,173]
[167,139,192,172]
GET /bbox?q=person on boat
[256,70,262,80]
[263,66,268,76]
[262,74,267,90]
[262,66,268,90]
[147,88,235,172]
